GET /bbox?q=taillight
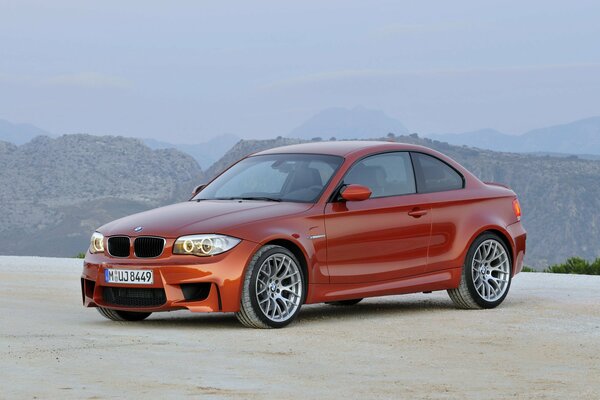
[512,198,522,221]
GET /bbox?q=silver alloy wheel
[471,239,510,302]
[255,253,303,322]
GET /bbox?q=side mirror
[340,184,371,201]
[191,184,206,197]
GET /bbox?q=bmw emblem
[134,226,143,233]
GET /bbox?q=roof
[254,140,432,157]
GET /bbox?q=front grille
[103,287,166,307]
[108,236,130,257]
[134,237,165,258]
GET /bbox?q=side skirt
[305,267,462,304]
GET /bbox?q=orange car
[82,141,526,328]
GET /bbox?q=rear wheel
[326,299,363,306]
[448,233,512,309]
[236,245,305,328]
[97,307,152,321]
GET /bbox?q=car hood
[99,200,314,239]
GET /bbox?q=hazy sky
[1,0,599,142]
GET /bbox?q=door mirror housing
[340,184,372,201]
[191,184,206,198]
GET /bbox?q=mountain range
[1,110,600,266]
[288,106,409,140]
[143,134,240,169]
[425,116,600,155]
[0,118,54,145]
[0,135,201,257]
[3,109,600,158]
[285,107,600,158]
[0,133,599,266]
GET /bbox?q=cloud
[261,63,600,92]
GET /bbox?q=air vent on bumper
[103,287,166,307]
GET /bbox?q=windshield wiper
[212,197,282,202]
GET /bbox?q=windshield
[194,154,344,203]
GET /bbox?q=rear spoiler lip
[483,181,512,190]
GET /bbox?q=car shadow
[97,296,461,330]
[298,298,457,321]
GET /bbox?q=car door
[410,152,467,273]
[324,151,432,284]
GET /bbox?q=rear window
[411,152,464,193]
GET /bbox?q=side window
[411,152,464,193]
[344,152,416,198]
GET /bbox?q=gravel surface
[0,256,598,399]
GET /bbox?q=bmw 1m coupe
[82,141,526,328]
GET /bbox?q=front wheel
[448,233,512,309]
[97,307,152,321]
[236,245,305,328]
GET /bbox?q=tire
[97,307,152,321]
[448,233,512,309]
[235,245,305,329]
[326,298,363,306]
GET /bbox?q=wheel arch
[485,229,514,262]
[263,238,309,288]
[465,226,516,274]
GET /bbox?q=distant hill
[426,116,600,155]
[289,106,409,140]
[144,133,240,169]
[0,135,202,257]
[521,116,600,154]
[204,137,304,179]
[208,134,600,268]
[426,129,512,151]
[0,118,238,169]
[0,118,54,145]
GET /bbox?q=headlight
[90,232,105,254]
[173,234,241,256]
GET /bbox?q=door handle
[408,208,428,218]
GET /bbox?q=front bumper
[81,240,259,313]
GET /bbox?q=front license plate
[105,269,154,285]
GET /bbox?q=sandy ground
[0,256,598,400]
